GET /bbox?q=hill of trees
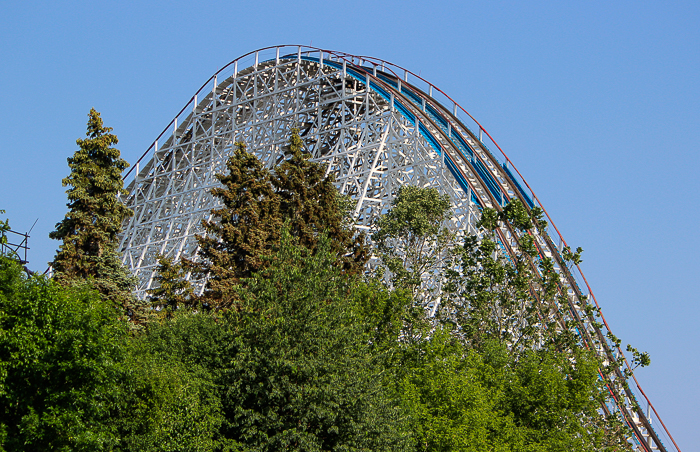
[0,110,643,451]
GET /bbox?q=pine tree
[191,132,369,311]
[273,128,369,274]
[192,141,282,310]
[50,108,137,313]
[148,255,195,315]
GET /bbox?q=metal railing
[1,229,29,264]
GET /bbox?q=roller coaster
[117,45,680,451]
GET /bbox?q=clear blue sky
[1,1,697,449]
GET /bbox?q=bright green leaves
[374,185,451,239]
[395,331,615,452]
[396,331,515,452]
[119,337,225,452]
[0,257,127,451]
[562,245,584,265]
[373,186,454,302]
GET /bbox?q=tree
[218,231,412,451]
[118,331,226,452]
[148,255,196,315]
[191,141,282,310]
[193,131,368,311]
[49,108,137,314]
[0,211,11,258]
[441,199,566,352]
[0,254,227,451]
[437,199,636,449]
[395,329,621,452]
[0,256,126,451]
[272,128,369,275]
[144,231,414,451]
[395,330,523,452]
[372,185,454,303]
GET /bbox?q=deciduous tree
[0,256,126,450]
[372,185,454,302]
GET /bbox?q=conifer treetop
[50,109,137,315]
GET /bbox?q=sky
[1,1,697,449]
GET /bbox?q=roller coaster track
[117,45,680,452]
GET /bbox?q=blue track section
[501,164,534,208]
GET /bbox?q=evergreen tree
[193,131,368,311]
[49,109,137,314]
[148,255,195,315]
[273,128,369,275]
[192,141,282,310]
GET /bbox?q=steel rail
[339,50,679,452]
[359,65,655,449]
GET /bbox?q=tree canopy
[0,121,648,451]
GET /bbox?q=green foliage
[396,330,625,451]
[349,278,415,349]
[194,131,368,311]
[0,211,9,248]
[396,330,522,452]
[148,255,196,315]
[49,109,137,315]
[193,141,282,310]
[438,198,636,449]
[24,109,647,450]
[144,231,413,451]
[443,199,565,351]
[372,186,454,301]
[118,337,225,452]
[218,230,412,451]
[0,211,11,260]
[0,256,126,451]
[626,344,651,371]
[272,128,369,275]
[562,245,584,266]
[0,255,232,451]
